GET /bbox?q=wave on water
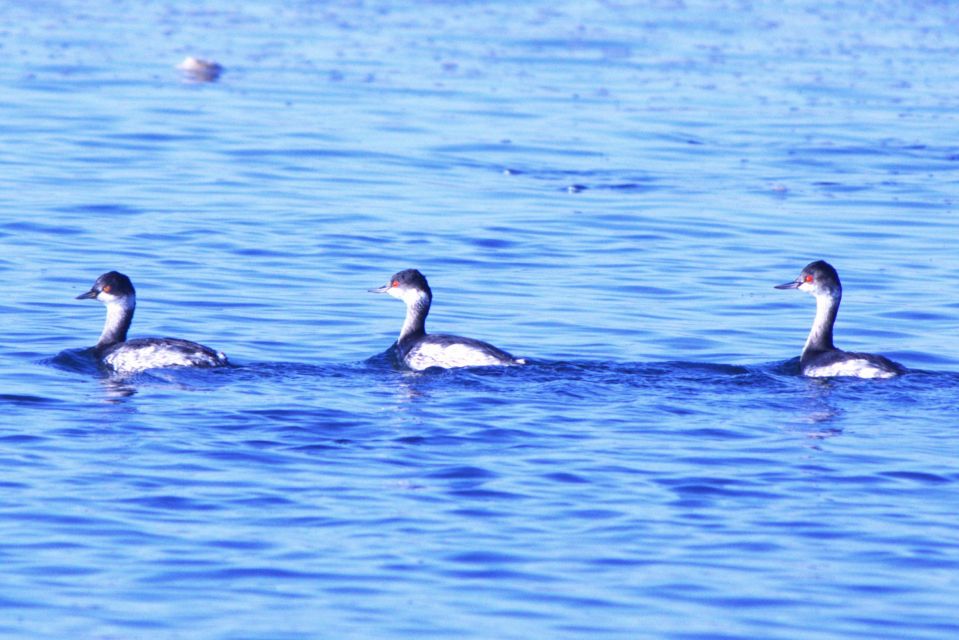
[44,347,101,375]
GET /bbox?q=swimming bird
[77,271,229,374]
[370,268,525,370]
[775,260,904,378]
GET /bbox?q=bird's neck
[399,292,430,343]
[803,291,838,357]
[98,296,135,348]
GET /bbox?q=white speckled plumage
[802,357,899,379]
[100,338,228,374]
[402,335,520,371]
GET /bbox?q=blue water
[2,1,959,638]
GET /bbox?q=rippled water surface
[2,1,959,638]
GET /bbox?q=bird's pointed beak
[76,288,98,300]
[369,284,391,294]
[774,279,801,290]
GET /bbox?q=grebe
[77,271,228,374]
[370,268,524,371]
[775,260,904,378]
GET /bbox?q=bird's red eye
[391,280,399,287]
[803,274,813,283]
[102,285,112,293]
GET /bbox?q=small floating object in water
[177,56,223,82]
